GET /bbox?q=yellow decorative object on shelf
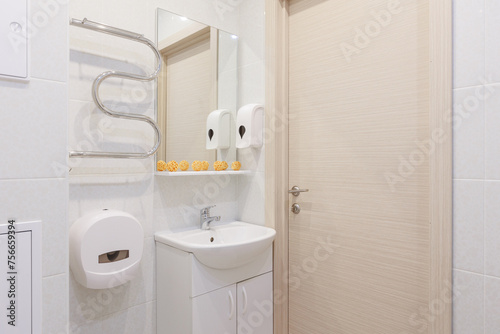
[179,160,189,171]
[201,161,209,170]
[192,160,202,171]
[213,161,224,171]
[157,160,167,172]
[221,161,228,170]
[166,160,178,172]
[231,161,241,171]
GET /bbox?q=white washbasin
[155,221,276,269]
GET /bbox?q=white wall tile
[0,79,68,179]
[237,146,265,172]
[485,276,500,334]
[69,321,102,334]
[238,0,265,30]
[453,0,485,88]
[485,83,500,179]
[154,175,238,232]
[238,0,265,67]
[43,274,69,334]
[238,36,265,69]
[485,0,500,83]
[452,1,497,333]
[101,0,154,40]
[70,38,156,106]
[69,174,154,237]
[30,0,68,82]
[453,269,484,334]
[69,49,104,102]
[69,0,103,22]
[235,0,266,227]
[484,181,500,277]
[453,180,484,274]
[453,86,485,179]
[67,100,154,175]
[237,172,265,225]
[238,61,265,107]
[0,178,67,277]
[100,301,156,334]
[219,68,238,112]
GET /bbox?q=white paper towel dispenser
[69,209,144,289]
[206,109,231,150]
[236,104,263,148]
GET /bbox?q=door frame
[264,1,453,333]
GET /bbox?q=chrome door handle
[288,186,309,196]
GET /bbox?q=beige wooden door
[287,0,437,333]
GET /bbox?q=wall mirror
[156,9,238,167]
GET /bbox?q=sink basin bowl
[155,222,276,269]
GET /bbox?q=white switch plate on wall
[0,0,29,81]
[0,221,41,334]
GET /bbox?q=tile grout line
[453,268,500,280]
[483,163,486,333]
[72,299,157,329]
[483,0,487,331]
[42,272,67,280]
[0,177,67,182]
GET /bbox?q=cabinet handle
[242,287,248,314]
[228,290,235,320]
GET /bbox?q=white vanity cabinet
[191,272,273,334]
[192,284,237,334]
[156,242,273,334]
[237,272,273,333]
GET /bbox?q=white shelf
[155,170,253,176]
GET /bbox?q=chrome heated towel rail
[69,18,162,159]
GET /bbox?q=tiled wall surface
[68,0,159,331]
[453,0,500,333]
[67,0,265,333]
[0,0,69,333]
[236,0,266,226]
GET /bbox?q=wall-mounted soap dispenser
[236,104,264,148]
[206,109,231,150]
[69,209,144,289]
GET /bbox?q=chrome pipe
[69,18,162,159]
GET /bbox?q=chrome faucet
[200,205,221,230]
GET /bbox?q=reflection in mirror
[156,9,238,168]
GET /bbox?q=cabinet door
[237,272,273,334]
[192,284,237,334]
